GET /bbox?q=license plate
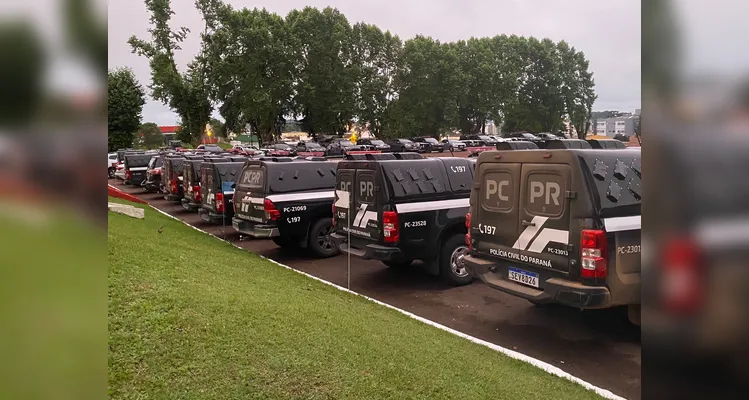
[508,267,539,288]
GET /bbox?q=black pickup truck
[123,153,154,186]
[231,157,340,257]
[198,161,246,224]
[463,147,641,324]
[162,154,187,201]
[142,154,164,193]
[330,153,476,285]
[180,156,228,212]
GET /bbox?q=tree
[351,23,402,137]
[200,3,295,143]
[129,0,212,145]
[286,7,357,137]
[108,68,145,151]
[558,42,597,139]
[139,122,164,148]
[0,22,45,127]
[388,36,457,137]
[209,117,226,137]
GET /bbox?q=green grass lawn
[108,198,602,400]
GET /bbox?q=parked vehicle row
[113,138,640,324]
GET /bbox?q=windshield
[478,136,492,141]
[424,138,438,144]
[522,133,538,139]
[371,140,385,146]
[400,139,413,144]
[274,144,291,150]
[306,142,323,149]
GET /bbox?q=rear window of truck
[240,168,264,189]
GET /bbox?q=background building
[594,114,639,137]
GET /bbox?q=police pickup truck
[231,157,340,258]
[198,160,246,224]
[330,153,476,286]
[123,153,154,186]
[180,156,229,212]
[463,147,641,324]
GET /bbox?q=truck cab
[463,148,641,323]
[231,157,340,257]
[162,154,187,201]
[330,153,476,285]
[123,153,153,186]
[181,156,229,211]
[198,161,245,224]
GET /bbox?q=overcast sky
[108,0,642,125]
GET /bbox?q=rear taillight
[193,185,201,202]
[152,168,161,175]
[264,198,280,220]
[216,192,224,213]
[383,211,399,244]
[331,202,336,227]
[171,179,178,194]
[661,236,702,314]
[580,229,607,279]
[465,212,472,249]
[125,170,131,180]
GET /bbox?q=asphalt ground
[109,169,641,400]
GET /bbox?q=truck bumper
[198,208,228,224]
[464,255,612,309]
[330,232,405,262]
[164,193,182,202]
[142,180,160,193]
[180,198,201,212]
[231,217,279,238]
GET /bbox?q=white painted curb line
[110,191,625,400]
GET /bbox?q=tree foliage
[351,23,402,137]
[108,68,145,151]
[199,2,295,143]
[132,2,598,140]
[286,7,357,137]
[129,0,212,145]
[139,122,164,149]
[0,22,45,127]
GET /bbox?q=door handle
[521,220,535,227]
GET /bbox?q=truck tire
[439,234,473,286]
[108,168,115,179]
[307,218,339,258]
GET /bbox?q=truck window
[240,168,264,189]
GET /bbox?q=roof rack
[586,139,626,149]
[393,152,424,160]
[495,141,539,150]
[257,156,294,162]
[544,139,592,150]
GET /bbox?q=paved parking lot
[110,177,641,399]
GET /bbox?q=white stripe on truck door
[265,190,335,203]
[394,198,469,214]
